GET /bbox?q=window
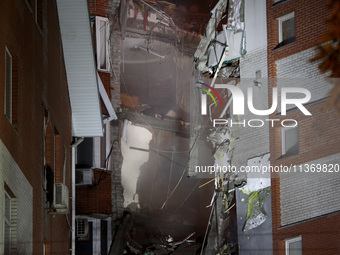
[96,17,110,71]
[285,236,302,255]
[273,0,289,4]
[5,47,18,127]
[282,126,298,156]
[5,48,12,122]
[276,12,295,48]
[4,186,17,255]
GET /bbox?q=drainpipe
[71,137,84,255]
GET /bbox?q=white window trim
[95,16,110,72]
[53,133,56,171]
[78,217,111,254]
[285,236,302,255]
[277,12,295,43]
[93,136,101,168]
[5,47,12,123]
[282,126,298,155]
[93,122,110,169]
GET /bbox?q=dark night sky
[166,0,219,12]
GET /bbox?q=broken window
[285,236,302,255]
[96,16,110,71]
[275,12,295,48]
[282,126,298,156]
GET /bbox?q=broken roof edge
[56,0,103,137]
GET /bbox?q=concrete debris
[207,26,243,68]
[207,125,233,164]
[227,0,243,31]
[142,232,197,255]
[194,0,228,62]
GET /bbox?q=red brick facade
[267,1,340,254]
[0,0,72,254]
[99,71,111,115]
[89,1,112,116]
[89,0,110,17]
[76,170,112,215]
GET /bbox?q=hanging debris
[243,187,270,232]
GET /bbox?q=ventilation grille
[76,218,89,239]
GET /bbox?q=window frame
[285,236,302,255]
[35,0,43,32]
[95,16,110,72]
[278,12,295,44]
[5,47,13,123]
[282,126,298,156]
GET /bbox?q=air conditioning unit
[76,218,89,240]
[75,169,93,186]
[53,183,69,214]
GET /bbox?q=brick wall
[280,153,340,225]
[266,1,340,254]
[109,0,125,222]
[76,170,112,215]
[99,71,111,115]
[267,0,329,74]
[0,0,72,254]
[273,212,340,255]
[275,47,333,113]
[89,0,110,17]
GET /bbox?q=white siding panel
[56,0,103,137]
[0,140,33,254]
[275,47,333,113]
[280,153,340,226]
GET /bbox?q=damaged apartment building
[106,0,340,254]
[1,0,340,254]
